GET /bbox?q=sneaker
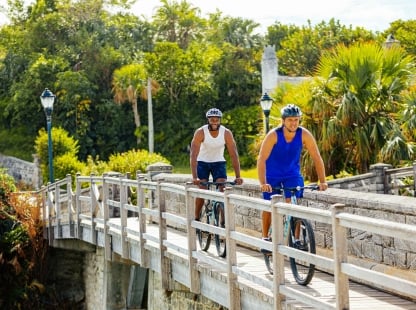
[293,240,308,251]
[260,237,272,254]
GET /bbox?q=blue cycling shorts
[197,161,227,181]
[262,176,304,200]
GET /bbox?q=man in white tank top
[190,108,243,222]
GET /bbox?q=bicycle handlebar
[271,185,320,193]
[200,181,236,187]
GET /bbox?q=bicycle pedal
[294,240,308,251]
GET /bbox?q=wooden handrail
[39,174,416,309]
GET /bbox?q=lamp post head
[40,88,55,116]
[260,92,273,116]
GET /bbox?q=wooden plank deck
[132,220,416,310]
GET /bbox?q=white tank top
[197,125,226,162]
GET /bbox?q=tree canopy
[1,0,416,180]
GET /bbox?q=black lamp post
[40,88,56,183]
[260,92,273,133]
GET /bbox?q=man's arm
[257,131,276,192]
[302,129,328,190]
[224,129,243,184]
[190,128,203,183]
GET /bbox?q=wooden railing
[39,173,416,309]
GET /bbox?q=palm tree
[309,42,415,175]
[112,64,159,146]
[152,0,204,49]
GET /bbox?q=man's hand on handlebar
[234,177,243,185]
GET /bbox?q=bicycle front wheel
[214,202,227,258]
[288,218,316,285]
[263,252,273,275]
[198,201,211,251]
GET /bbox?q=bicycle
[262,185,319,286]
[197,181,235,258]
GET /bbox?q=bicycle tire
[288,217,316,285]
[197,201,211,251]
[214,202,227,258]
[263,252,273,275]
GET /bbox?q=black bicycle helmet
[281,104,302,119]
[206,108,223,118]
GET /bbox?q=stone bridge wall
[0,154,41,189]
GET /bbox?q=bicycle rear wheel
[288,218,316,285]
[214,202,227,258]
[198,201,211,251]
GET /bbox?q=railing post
[120,175,129,258]
[66,174,75,237]
[331,203,349,309]
[89,174,97,245]
[102,174,111,261]
[224,186,240,310]
[271,195,284,309]
[413,161,416,197]
[157,180,172,291]
[46,183,55,245]
[55,182,62,238]
[185,182,200,293]
[137,173,148,267]
[75,173,81,239]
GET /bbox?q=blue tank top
[266,127,303,179]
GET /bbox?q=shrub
[34,127,81,184]
[107,149,170,177]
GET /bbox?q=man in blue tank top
[190,108,243,223]
[257,104,328,247]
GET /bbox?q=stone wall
[148,270,224,310]
[0,154,41,189]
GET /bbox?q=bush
[107,149,170,177]
[34,127,81,184]
[0,168,17,208]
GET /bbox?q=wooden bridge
[39,173,416,309]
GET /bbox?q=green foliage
[107,149,170,177]
[34,127,81,184]
[310,42,416,176]
[0,126,35,161]
[222,105,261,168]
[2,0,416,177]
[0,169,47,309]
[81,155,111,176]
[0,168,16,207]
[54,153,87,182]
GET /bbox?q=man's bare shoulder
[193,126,205,141]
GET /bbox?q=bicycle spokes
[197,202,211,251]
[289,218,316,285]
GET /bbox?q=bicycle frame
[197,181,235,257]
[263,185,318,285]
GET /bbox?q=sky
[130,0,415,33]
[1,0,415,33]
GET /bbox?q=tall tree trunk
[132,99,141,146]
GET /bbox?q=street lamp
[260,92,273,133]
[40,88,56,183]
